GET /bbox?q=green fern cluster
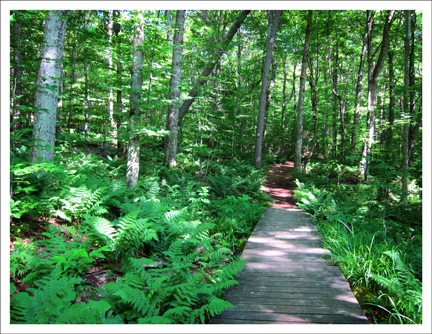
[10,275,123,324]
[10,154,269,324]
[97,240,245,324]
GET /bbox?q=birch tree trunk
[253,10,281,169]
[294,10,313,172]
[164,10,186,168]
[30,10,69,163]
[108,10,116,142]
[126,11,145,188]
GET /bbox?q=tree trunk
[108,10,116,143]
[304,53,319,169]
[114,11,124,156]
[164,10,186,168]
[401,10,411,206]
[360,10,394,179]
[253,10,281,169]
[294,10,313,172]
[178,10,250,125]
[351,11,371,163]
[290,62,297,155]
[30,10,69,164]
[126,11,145,188]
[387,49,395,158]
[56,72,63,140]
[263,55,278,151]
[83,12,90,142]
[331,39,339,159]
[407,11,419,167]
[12,15,24,133]
[279,57,289,155]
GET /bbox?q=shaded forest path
[211,162,369,324]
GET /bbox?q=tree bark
[30,10,69,164]
[253,10,281,169]
[164,10,186,168]
[126,11,145,188]
[178,10,250,125]
[294,10,313,172]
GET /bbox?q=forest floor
[262,161,300,210]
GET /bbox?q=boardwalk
[212,208,369,324]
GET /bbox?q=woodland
[8,9,423,325]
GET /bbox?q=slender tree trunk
[401,10,411,206]
[407,11,419,167]
[163,11,186,168]
[30,10,68,163]
[114,11,124,156]
[360,10,394,179]
[126,11,145,188]
[290,63,297,155]
[83,12,90,142]
[279,57,288,154]
[351,12,371,163]
[12,16,24,132]
[330,37,339,159]
[304,55,319,169]
[263,56,278,151]
[253,10,281,169]
[236,31,242,152]
[408,98,421,166]
[108,10,116,143]
[387,49,395,157]
[332,78,346,161]
[56,72,63,140]
[67,32,77,132]
[294,10,313,172]
[178,10,250,125]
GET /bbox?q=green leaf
[10,284,16,296]
[89,250,106,258]
[52,256,66,263]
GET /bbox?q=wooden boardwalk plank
[211,208,369,325]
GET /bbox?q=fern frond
[201,297,235,317]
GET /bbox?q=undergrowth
[10,143,269,324]
[293,159,422,324]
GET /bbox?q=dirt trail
[262,161,299,210]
